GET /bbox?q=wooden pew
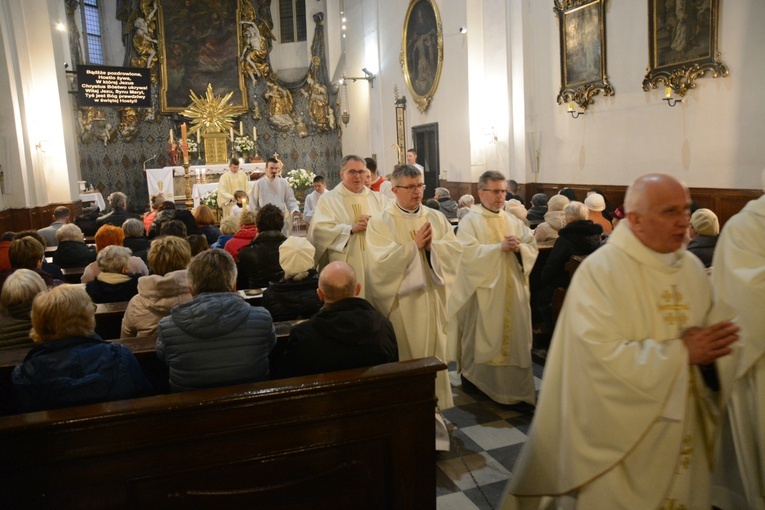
[60,266,86,284]
[0,357,445,509]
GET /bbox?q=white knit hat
[279,237,315,276]
[691,208,719,236]
[584,193,606,212]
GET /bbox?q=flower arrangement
[200,189,219,209]
[185,139,198,153]
[233,135,255,153]
[285,168,316,191]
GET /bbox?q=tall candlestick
[253,126,257,142]
[181,123,187,144]
[181,123,189,164]
[196,130,200,144]
[230,127,234,142]
[239,121,243,134]
[195,168,200,177]
[169,129,173,143]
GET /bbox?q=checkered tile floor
[436,362,544,509]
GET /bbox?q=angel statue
[126,0,158,69]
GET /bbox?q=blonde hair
[219,216,239,235]
[31,285,95,343]
[1,269,46,311]
[239,210,257,227]
[56,223,85,243]
[148,236,191,276]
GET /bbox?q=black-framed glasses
[395,184,426,191]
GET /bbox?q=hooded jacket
[156,292,275,392]
[261,270,322,322]
[270,297,398,379]
[224,224,259,262]
[121,270,193,338]
[11,335,152,412]
[236,230,286,290]
[436,197,459,219]
[53,240,97,268]
[85,273,140,304]
[534,210,567,243]
[0,303,35,351]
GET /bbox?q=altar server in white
[248,157,300,234]
[502,173,740,510]
[448,170,538,406]
[711,169,765,510]
[302,175,326,225]
[366,164,462,415]
[307,155,387,298]
[217,158,249,217]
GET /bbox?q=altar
[146,163,265,203]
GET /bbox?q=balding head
[318,261,361,304]
[624,173,690,254]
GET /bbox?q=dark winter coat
[236,231,286,289]
[53,240,97,268]
[262,270,322,322]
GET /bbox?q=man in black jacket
[96,192,139,228]
[271,261,398,379]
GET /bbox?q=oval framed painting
[400,0,443,113]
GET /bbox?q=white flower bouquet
[185,139,198,153]
[201,189,219,209]
[285,168,316,191]
[233,135,255,153]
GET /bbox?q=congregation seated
[585,192,612,234]
[505,198,530,226]
[193,204,221,246]
[424,198,441,211]
[122,236,192,339]
[435,187,458,219]
[73,203,101,236]
[121,218,150,263]
[0,269,46,351]
[157,249,275,392]
[687,208,719,268]
[588,187,614,222]
[559,187,578,202]
[457,194,474,220]
[52,223,96,268]
[37,205,70,247]
[262,236,322,322]
[143,194,164,234]
[186,234,209,256]
[237,204,285,288]
[534,194,569,243]
[10,285,151,413]
[527,193,548,228]
[537,201,603,332]
[15,231,63,281]
[225,210,259,262]
[96,191,139,228]
[85,246,141,303]
[0,237,63,291]
[159,219,187,238]
[210,216,239,250]
[270,261,398,379]
[82,225,149,283]
[148,202,200,239]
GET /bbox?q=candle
[253,126,257,142]
[181,123,187,144]
[664,87,672,99]
[567,103,574,112]
[196,130,200,144]
[169,129,173,143]
[239,121,243,134]
[195,168,200,177]
[242,197,247,210]
[201,168,206,177]
[230,127,234,142]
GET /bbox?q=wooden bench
[0,357,444,509]
[60,266,87,284]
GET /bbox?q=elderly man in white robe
[248,157,300,235]
[217,158,249,217]
[307,155,387,298]
[448,170,538,406]
[366,164,462,449]
[711,169,765,510]
[502,173,740,510]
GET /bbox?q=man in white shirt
[303,175,326,225]
[248,157,300,234]
[406,148,424,175]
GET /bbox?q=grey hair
[97,245,131,273]
[390,164,422,186]
[458,194,475,207]
[434,187,450,198]
[340,154,365,171]
[478,170,506,189]
[108,191,127,209]
[56,223,84,242]
[564,201,589,221]
[187,249,237,294]
[122,218,144,238]
[1,269,46,311]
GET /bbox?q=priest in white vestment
[248,157,300,235]
[711,176,765,510]
[448,171,538,406]
[502,174,740,510]
[217,158,250,218]
[307,155,387,299]
[366,164,462,417]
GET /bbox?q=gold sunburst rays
[182,84,239,136]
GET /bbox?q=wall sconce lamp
[662,87,683,107]
[35,140,48,152]
[343,68,376,88]
[567,102,584,119]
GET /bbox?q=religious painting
[642,0,728,97]
[555,0,614,111]
[400,0,443,114]
[157,0,249,115]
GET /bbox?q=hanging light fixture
[341,81,350,126]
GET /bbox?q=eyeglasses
[480,189,506,196]
[344,170,367,176]
[395,184,426,192]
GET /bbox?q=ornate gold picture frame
[156,0,249,115]
[642,0,728,97]
[400,0,443,114]
[555,0,614,111]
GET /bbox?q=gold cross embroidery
[352,203,365,251]
[677,434,693,472]
[661,499,687,510]
[658,285,689,332]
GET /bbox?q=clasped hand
[501,235,521,253]
[351,214,371,234]
[682,321,740,365]
[414,222,432,250]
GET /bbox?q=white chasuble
[711,194,765,510]
[248,177,299,235]
[217,171,249,218]
[502,221,734,510]
[307,183,387,299]
[447,205,538,405]
[366,203,462,410]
